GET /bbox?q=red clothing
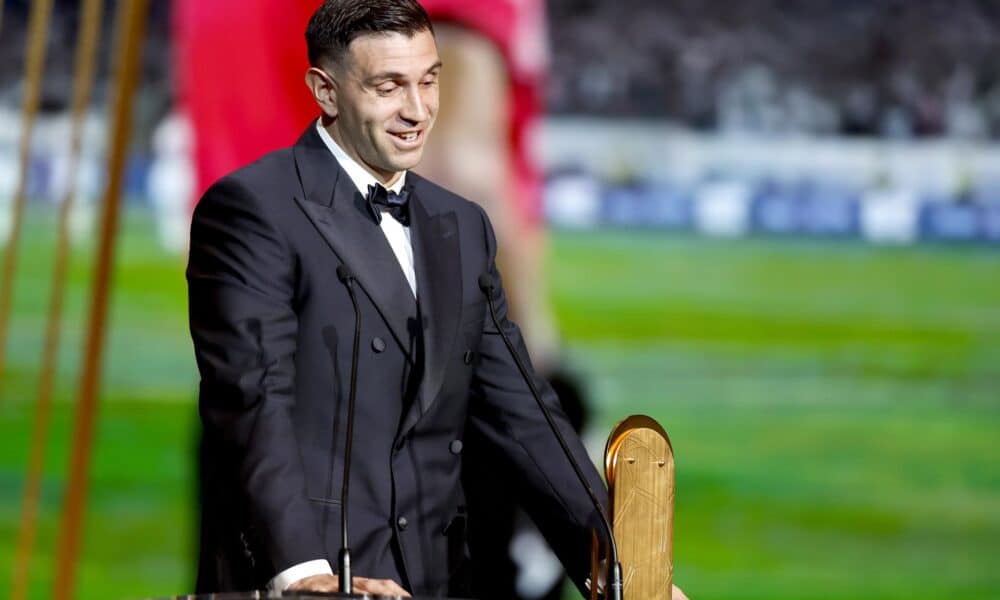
[172,0,317,199]
[420,0,547,224]
[173,0,546,223]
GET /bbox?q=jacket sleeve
[465,205,609,595]
[188,177,326,577]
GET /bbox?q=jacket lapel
[398,184,462,436]
[292,126,417,354]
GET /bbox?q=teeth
[399,132,417,141]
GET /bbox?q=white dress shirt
[268,122,419,592]
[316,120,417,296]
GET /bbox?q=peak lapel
[398,189,462,437]
[292,127,417,354]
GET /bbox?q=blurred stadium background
[1,0,999,598]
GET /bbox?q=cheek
[363,116,389,142]
[366,105,399,130]
[425,90,440,114]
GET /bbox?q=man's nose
[400,85,431,123]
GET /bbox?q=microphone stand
[477,274,623,600]
[336,265,362,595]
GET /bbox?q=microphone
[477,273,624,600]
[335,264,361,595]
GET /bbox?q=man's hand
[672,583,690,600]
[287,573,411,596]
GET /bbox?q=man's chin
[364,155,421,182]
[384,151,424,174]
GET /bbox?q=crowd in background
[548,0,1000,139]
[3,0,1000,140]
[2,0,1000,247]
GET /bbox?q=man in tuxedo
[187,0,607,596]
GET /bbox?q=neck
[323,119,402,187]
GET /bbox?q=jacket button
[463,350,473,364]
[449,440,463,455]
[372,337,386,352]
[397,516,408,531]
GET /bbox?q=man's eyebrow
[366,61,443,83]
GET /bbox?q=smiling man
[187,0,610,597]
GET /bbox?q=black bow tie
[366,184,411,226]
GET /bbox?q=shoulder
[207,147,297,198]
[409,172,499,256]
[196,147,297,216]
[408,172,489,224]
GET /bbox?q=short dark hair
[305,0,434,67]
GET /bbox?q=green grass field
[1,209,998,599]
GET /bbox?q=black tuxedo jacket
[188,125,607,597]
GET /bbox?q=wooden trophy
[591,415,675,600]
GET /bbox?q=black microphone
[335,264,362,595]
[477,273,624,600]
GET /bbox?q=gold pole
[10,0,105,597]
[0,0,54,402]
[52,0,150,597]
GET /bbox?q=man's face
[327,29,440,183]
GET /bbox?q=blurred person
[0,107,19,245]
[416,0,556,369]
[148,111,196,254]
[414,3,579,599]
[173,0,317,200]
[185,1,672,598]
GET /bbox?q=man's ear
[305,67,338,118]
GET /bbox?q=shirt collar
[316,119,406,196]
